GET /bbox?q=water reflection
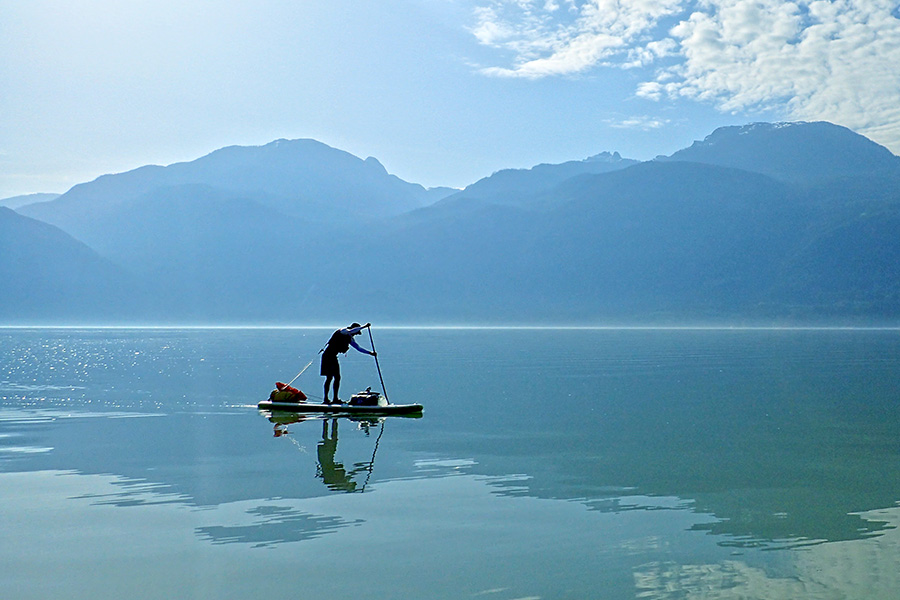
[265,412,389,493]
[402,328,900,551]
[3,328,900,599]
[634,505,900,599]
[195,504,363,548]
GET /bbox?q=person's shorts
[320,352,340,377]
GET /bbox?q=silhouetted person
[320,322,375,404]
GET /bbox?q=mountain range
[4,121,900,325]
[0,193,60,210]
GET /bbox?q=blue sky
[2,0,898,199]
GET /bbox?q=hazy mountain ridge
[17,138,453,250]
[5,121,900,324]
[0,192,60,210]
[0,208,139,322]
[438,150,640,210]
[357,162,816,321]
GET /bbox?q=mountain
[18,138,455,250]
[13,139,459,320]
[6,121,900,324]
[0,193,60,209]
[532,160,900,318]
[0,208,136,322]
[345,161,812,321]
[663,121,900,183]
[339,122,900,322]
[437,151,639,209]
[77,184,335,322]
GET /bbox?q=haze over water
[2,327,899,599]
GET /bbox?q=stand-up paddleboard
[259,387,422,416]
[257,399,423,416]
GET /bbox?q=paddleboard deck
[258,400,423,416]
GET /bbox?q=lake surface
[2,327,899,599]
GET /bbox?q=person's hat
[350,322,361,328]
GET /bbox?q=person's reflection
[267,414,377,492]
[316,419,357,492]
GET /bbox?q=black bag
[349,387,383,406]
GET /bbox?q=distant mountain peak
[584,151,624,163]
[697,121,807,145]
[666,120,900,182]
[364,156,388,174]
[444,150,639,210]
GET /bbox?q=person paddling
[321,322,376,404]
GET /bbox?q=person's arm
[349,337,375,356]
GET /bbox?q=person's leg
[321,352,339,403]
[323,375,333,402]
[333,374,341,403]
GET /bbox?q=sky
[2,0,899,199]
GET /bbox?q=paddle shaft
[367,326,389,402]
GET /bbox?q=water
[1,327,899,599]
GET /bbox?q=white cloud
[472,0,685,77]
[657,0,900,150]
[472,0,900,152]
[604,115,671,129]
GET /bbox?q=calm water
[2,327,899,599]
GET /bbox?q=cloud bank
[472,0,900,151]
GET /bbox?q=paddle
[366,325,389,403]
